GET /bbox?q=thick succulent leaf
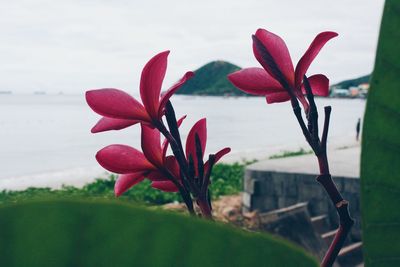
[228,67,284,95]
[361,1,400,266]
[86,89,149,121]
[0,201,318,266]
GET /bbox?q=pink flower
[228,29,337,110]
[153,118,231,192]
[96,116,186,196]
[86,51,194,132]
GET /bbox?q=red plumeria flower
[96,115,186,196]
[228,29,337,110]
[95,143,157,196]
[152,118,231,192]
[86,51,194,132]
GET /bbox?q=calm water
[0,94,365,189]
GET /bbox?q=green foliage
[0,200,318,267]
[177,61,245,96]
[361,1,400,266]
[208,163,244,197]
[0,163,245,205]
[332,74,371,89]
[269,148,312,159]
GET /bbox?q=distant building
[329,83,369,99]
[330,88,350,97]
[358,83,370,91]
[349,86,359,97]
[358,83,369,98]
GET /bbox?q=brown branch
[293,86,352,266]
[303,75,319,143]
[321,106,332,152]
[155,120,199,197]
[317,174,354,267]
[253,36,353,265]
[196,154,215,219]
[159,167,194,215]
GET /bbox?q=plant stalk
[316,156,354,267]
[197,198,213,219]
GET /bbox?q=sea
[0,94,365,190]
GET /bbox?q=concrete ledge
[243,146,361,240]
[247,146,360,178]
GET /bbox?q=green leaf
[0,200,317,267]
[361,0,400,266]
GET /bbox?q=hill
[177,61,245,96]
[332,74,371,89]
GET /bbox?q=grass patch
[0,162,246,205]
[269,148,312,159]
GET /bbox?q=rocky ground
[163,194,261,230]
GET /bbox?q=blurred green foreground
[0,200,317,267]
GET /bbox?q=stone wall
[243,168,361,239]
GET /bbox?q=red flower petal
[114,173,145,196]
[295,31,338,87]
[265,91,291,104]
[86,89,149,121]
[301,74,330,97]
[91,117,139,133]
[147,156,180,181]
[228,68,284,95]
[147,170,168,181]
[158,71,194,118]
[162,115,187,159]
[151,181,179,192]
[164,155,181,179]
[204,147,231,174]
[185,118,207,162]
[140,51,169,120]
[96,144,155,174]
[253,29,295,87]
[141,124,163,167]
[177,115,187,127]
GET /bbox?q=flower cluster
[228,29,337,112]
[228,28,353,267]
[86,51,230,217]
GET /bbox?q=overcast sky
[0,0,385,94]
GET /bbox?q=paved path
[247,145,360,178]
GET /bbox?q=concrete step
[311,214,330,234]
[338,242,363,267]
[321,229,337,246]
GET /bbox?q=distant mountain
[332,74,371,89]
[177,61,246,96]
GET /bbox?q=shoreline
[0,141,360,192]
